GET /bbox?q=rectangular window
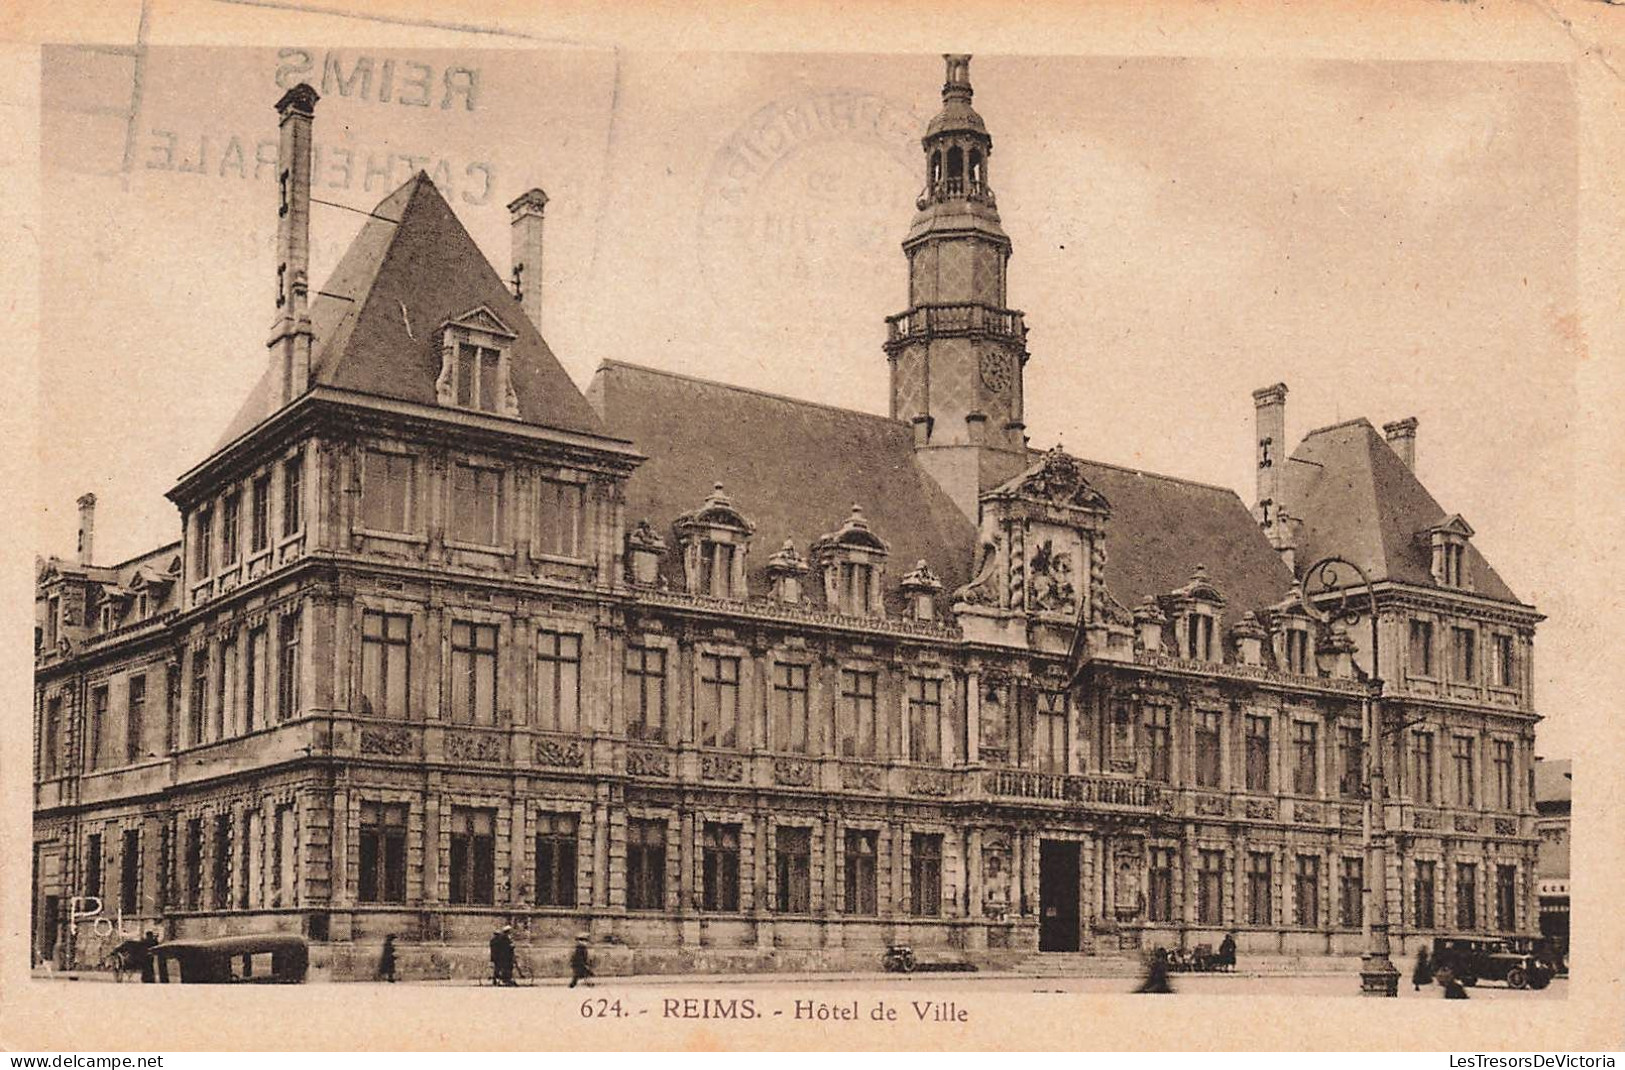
[90,686,109,770]
[45,595,60,650]
[1247,852,1273,926]
[1293,720,1317,795]
[774,662,811,754]
[455,343,503,411]
[1197,849,1225,925]
[121,828,141,915]
[1148,846,1175,922]
[361,450,414,533]
[844,829,878,915]
[536,479,586,559]
[449,621,498,725]
[360,611,410,718]
[1195,710,1222,789]
[211,813,231,910]
[536,631,582,734]
[1338,725,1364,799]
[699,542,735,598]
[1453,627,1477,682]
[239,810,255,910]
[272,804,295,908]
[222,493,241,564]
[43,696,61,779]
[697,653,740,748]
[183,818,203,911]
[624,646,666,742]
[910,833,943,917]
[451,463,504,546]
[839,669,878,758]
[626,818,666,911]
[1453,735,1476,808]
[1409,732,1435,804]
[190,650,208,745]
[448,807,495,906]
[775,827,812,913]
[1493,740,1515,810]
[217,635,236,739]
[1495,864,1517,932]
[251,475,271,552]
[358,802,408,904]
[908,676,944,764]
[701,823,741,912]
[125,675,147,763]
[85,833,103,900]
[1245,715,1271,792]
[534,812,578,908]
[1493,635,1516,688]
[1456,862,1478,930]
[1294,855,1320,927]
[1339,857,1364,928]
[1409,620,1434,676]
[1187,613,1214,661]
[1414,860,1437,929]
[838,562,873,615]
[1285,628,1311,675]
[195,507,213,575]
[277,612,301,721]
[281,455,303,537]
[1031,690,1066,773]
[245,626,267,733]
[1145,705,1171,782]
[166,663,181,745]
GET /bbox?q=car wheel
[1529,972,1550,991]
[1461,975,1478,987]
[1506,966,1528,990]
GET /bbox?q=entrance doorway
[1039,840,1081,952]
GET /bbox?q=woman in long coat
[1412,946,1433,992]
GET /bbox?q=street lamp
[1297,555,1400,997]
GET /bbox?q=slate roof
[1283,418,1522,604]
[216,174,612,450]
[589,361,1298,619]
[1533,758,1572,806]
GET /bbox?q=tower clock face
[980,351,1014,393]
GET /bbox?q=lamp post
[1297,555,1400,997]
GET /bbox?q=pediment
[1423,513,1475,539]
[443,305,517,340]
[988,445,1110,512]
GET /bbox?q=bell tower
[887,54,1030,525]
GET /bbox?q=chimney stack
[1251,383,1288,520]
[507,188,549,333]
[269,83,319,413]
[1383,416,1418,471]
[76,493,96,566]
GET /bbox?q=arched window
[969,149,984,190]
[945,146,964,193]
[929,150,942,188]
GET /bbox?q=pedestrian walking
[1412,946,1432,992]
[139,931,160,984]
[489,926,516,986]
[1217,932,1237,973]
[378,934,398,983]
[1437,964,1468,1000]
[570,934,593,988]
[1134,947,1175,994]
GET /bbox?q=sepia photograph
[5,0,1622,1054]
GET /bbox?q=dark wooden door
[1039,841,1080,952]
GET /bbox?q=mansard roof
[1283,418,1522,604]
[216,173,611,449]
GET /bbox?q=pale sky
[37,48,1582,754]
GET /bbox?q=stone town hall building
[33,57,1545,978]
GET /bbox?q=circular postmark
[697,88,925,325]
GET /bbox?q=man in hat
[489,926,516,986]
[569,934,593,989]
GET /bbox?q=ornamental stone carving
[1294,801,1324,824]
[841,763,884,791]
[952,538,1001,607]
[773,758,817,787]
[907,770,952,797]
[1413,810,1439,830]
[445,732,503,763]
[534,736,586,768]
[1195,794,1228,817]
[1494,817,1517,836]
[1244,798,1277,820]
[1027,538,1077,614]
[1008,446,1110,510]
[1454,813,1480,833]
[1340,806,1362,827]
[700,753,745,782]
[626,747,672,777]
[359,727,413,756]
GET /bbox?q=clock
[979,351,1014,393]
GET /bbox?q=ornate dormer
[1230,611,1268,666]
[899,560,944,621]
[1267,590,1318,675]
[1163,564,1226,662]
[1133,597,1167,654]
[674,482,755,599]
[1423,514,1475,590]
[812,505,889,617]
[764,539,809,605]
[434,306,521,417]
[624,520,667,588]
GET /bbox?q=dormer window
[1187,611,1215,661]
[1163,564,1226,663]
[436,307,521,418]
[1424,514,1475,590]
[674,483,754,600]
[1285,628,1311,674]
[812,505,889,617]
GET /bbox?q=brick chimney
[1384,416,1418,471]
[1251,383,1288,520]
[76,493,96,566]
[269,83,319,413]
[507,188,549,333]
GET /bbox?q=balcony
[980,768,1168,812]
[885,303,1026,348]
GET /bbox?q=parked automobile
[1429,935,1552,990]
[151,934,309,984]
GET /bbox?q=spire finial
[943,54,972,101]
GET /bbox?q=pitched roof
[588,361,977,613]
[589,361,1298,619]
[1533,758,1571,805]
[216,174,610,449]
[1283,418,1521,603]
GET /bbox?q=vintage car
[1429,935,1553,990]
[151,934,309,984]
